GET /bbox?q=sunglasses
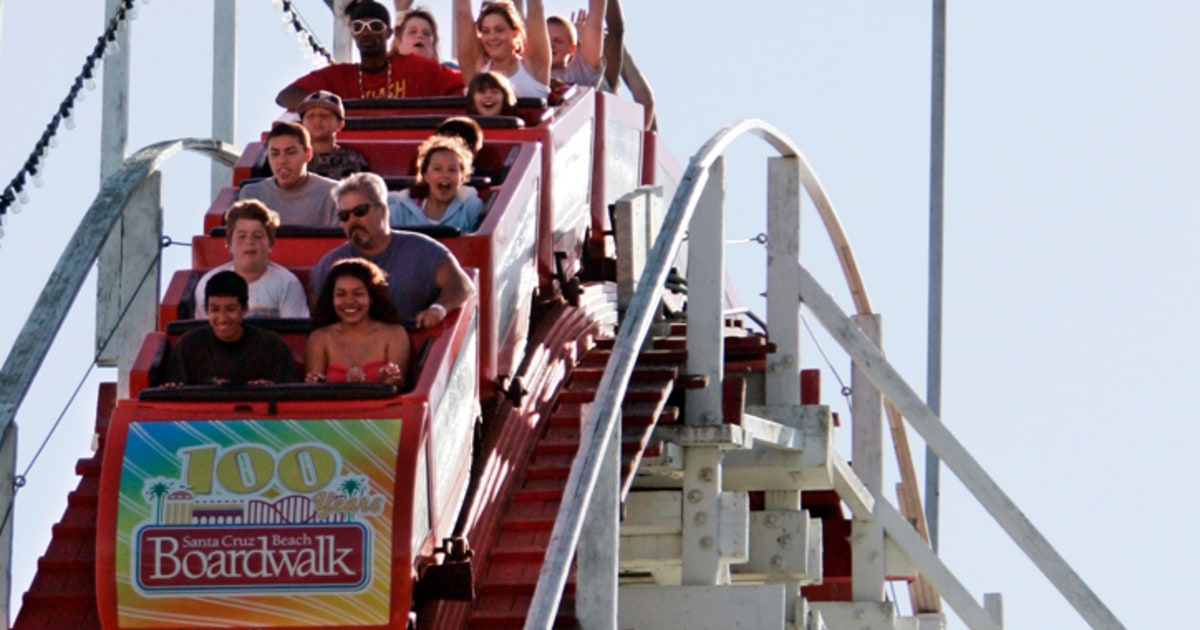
[337,203,373,222]
[351,19,388,34]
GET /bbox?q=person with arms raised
[276,0,463,110]
[390,4,443,63]
[193,200,310,319]
[454,0,551,99]
[310,172,475,330]
[548,0,606,88]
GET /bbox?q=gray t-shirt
[552,54,604,88]
[310,232,449,328]
[238,174,339,228]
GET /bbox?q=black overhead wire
[0,0,139,219]
[0,0,333,222]
[0,236,187,539]
[277,0,335,64]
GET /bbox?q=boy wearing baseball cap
[297,90,370,179]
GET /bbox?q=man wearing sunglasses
[309,172,474,330]
[276,1,463,112]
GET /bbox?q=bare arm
[602,0,624,91]
[304,328,329,382]
[276,84,309,111]
[454,0,480,84]
[576,0,607,71]
[413,253,475,329]
[392,0,412,13]
[523,0,552,85]
[621,46,656,131]
[381,325,412,385]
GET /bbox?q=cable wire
[0,236,183,538]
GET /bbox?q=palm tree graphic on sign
[142,477,179,525]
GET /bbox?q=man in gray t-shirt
[239,121,339,228]
[310,172,474,329]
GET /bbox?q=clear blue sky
[2,2,1194,627]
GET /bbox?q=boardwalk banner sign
[112,418,403,627]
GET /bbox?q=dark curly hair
[312,258,400,327]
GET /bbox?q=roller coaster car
[91,86,665,628]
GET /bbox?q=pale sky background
[0,2,1193,628]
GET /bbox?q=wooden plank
[798,264,1124,630]
[766,156,802,407]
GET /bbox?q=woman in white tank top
[453,0,551,100]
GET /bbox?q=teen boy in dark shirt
[165,271,297,386]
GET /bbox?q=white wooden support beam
[100,0,129,184]
[680,446,724,585]
[97,174,162,397]
[0,422,15,629]
[686,156,724,426]
[211,0,237,199]
[810,601,903,629]
[831,451,874,520]
[766,156,802,407]
[878,501,999,630]
[984,593,1003,628]
[614,189,650,314]
[619,584,787,629]
[917,613,948,630]
[722,404,833,492]
[851,313,885,602]
[97,0,132,367]
[851,313,884,496]
[576,405,619,629]
[331,0,354,62]
[797,263,1122,629]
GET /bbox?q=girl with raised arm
[454,0,551,99]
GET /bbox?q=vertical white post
[851,314,885,601]
[112,174,162,398]
[0,422,14,629]
[614,190,648,314]
[984,592,1004,628]
[97,0,132,366]
[681,157,725,586]
[686,157,724,425]
[211,0,237,199]
[577,405,619,629]
[332,0,354,62]
[766,156,801,408]
[681,446,723,585]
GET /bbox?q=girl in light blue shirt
[389,135,484,232]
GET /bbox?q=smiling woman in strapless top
[305,258,411,386]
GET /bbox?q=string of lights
[0,0,143,220]
[275,0,335,65]
[0,0,333,225]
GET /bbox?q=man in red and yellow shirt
[276,1,462,110]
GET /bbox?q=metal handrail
[524,118,872,628]
[0,138,239,435]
